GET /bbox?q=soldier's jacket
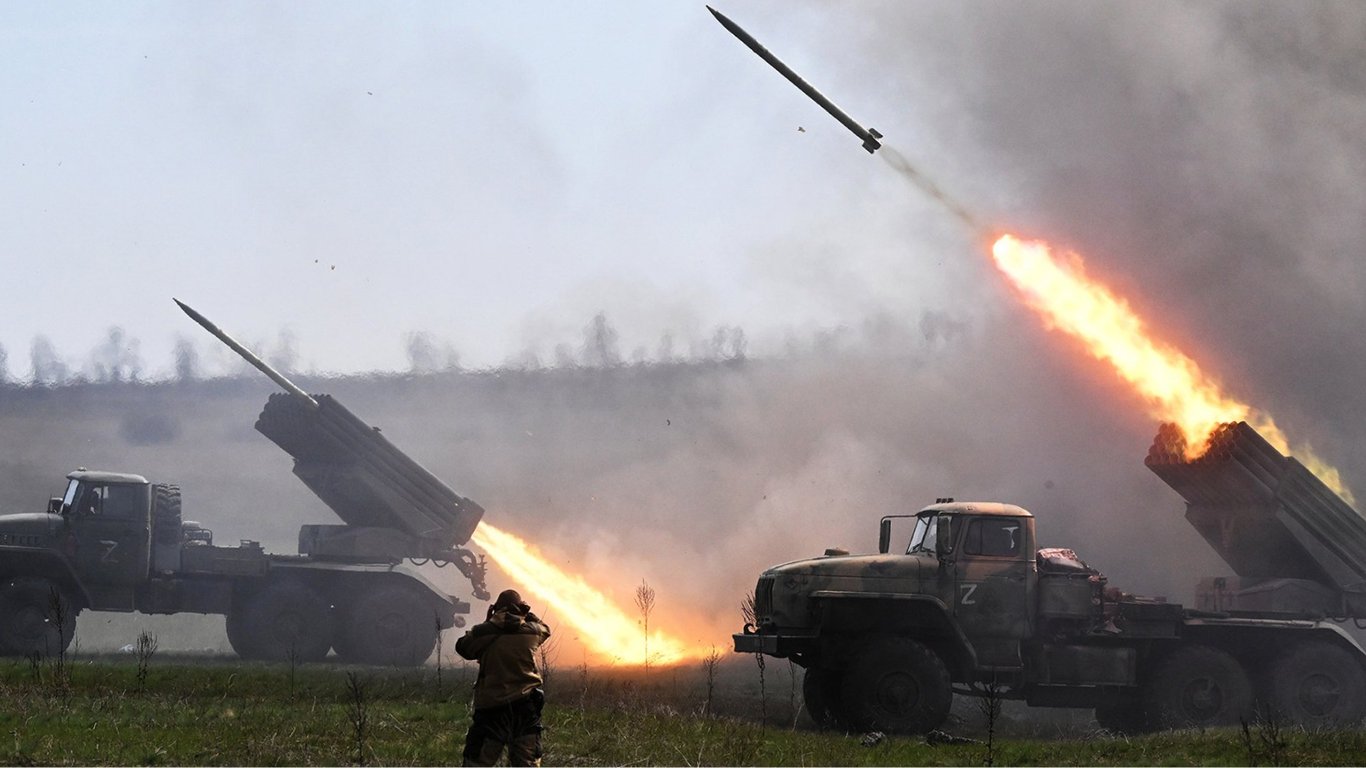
[455,609,551,709]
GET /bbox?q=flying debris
[707,5,882,154]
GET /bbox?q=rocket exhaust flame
[470,522,710,665]
[990,234,1353,502]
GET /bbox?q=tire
[1095,691,1152,734]
[337,585,438,666]
[1143,644,1252,730]
[0,578,77,658]
[839,636,952,734]
[1266,641,1366,728]
[231,580,333,663]
[802,667,846,730]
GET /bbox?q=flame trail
[990,234,1351,501]
[470,522,710,665]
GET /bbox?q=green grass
[0,655,1362,765]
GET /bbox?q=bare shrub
[135,631,158,693]
[345,671,369,765]
[702,646,722,717]
[635,580,656,677]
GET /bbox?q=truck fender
[0,546,92,610]
[1183,616,1366,664]
[810,590,978,675]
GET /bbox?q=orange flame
[990,234,1352,501]
[469,522,711,665]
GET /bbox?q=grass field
[1,651,1364,766]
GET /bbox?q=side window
[963,518,1022,558]
[104,485,142,520]
[79,485,142,520]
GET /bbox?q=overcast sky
[3,1,984,378]
[5,0,1365,455]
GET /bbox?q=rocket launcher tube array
[1146,421,1366,598]
[176,299,484,549]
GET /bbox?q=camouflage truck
[0,303,490,665]
[734,422,1366,733]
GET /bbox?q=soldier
[456,589,552,767]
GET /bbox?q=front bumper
[732,629,818,657]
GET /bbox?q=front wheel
[839,636,952,734]
[802,667,845,730]
[0,578,76,657]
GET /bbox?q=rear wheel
[1144,644,1252,729]
[230,580,333,663]
[839,636,952,734]
[1266,641,1366,728]
[336,585,438,666]
[0,578,76,657]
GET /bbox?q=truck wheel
[839,636,951,734]
[1095,691,1152,734]
[802,667,846,730]
[234,581,333,663]
[338,585,437,666]
[0,578,76,657]
[1266,641,1366,728]
[1143,644,1252,729]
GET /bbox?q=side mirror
[47,497,63,515]
[878,519,891,554]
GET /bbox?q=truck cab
[54,471,154,588]
[737,500,1047,732]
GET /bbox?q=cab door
[950,516,1033,668]
[67,482,151,586]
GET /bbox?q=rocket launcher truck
[0,302,489,666]
[734,422,1366,734]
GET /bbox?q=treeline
[0,312,753,387]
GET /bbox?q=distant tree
[656,332,676,363]
[581,313,621,368]
[88,327,142,382]
[405,332,460,374]
[405,332,439,373]
[0,341,8,384]
[30,336,68,385]
[267,329,297,375]
[709,326,747,361]
[553,343,577,369]
[173,337,199,382]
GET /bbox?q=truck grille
[754,576,775,620]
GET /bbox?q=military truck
[734,422,1366,733]
[0,303,490,665]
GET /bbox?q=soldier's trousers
[462,690,544,767]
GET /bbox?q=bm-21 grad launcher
[1146,421,1366,619]
[175,300,489,600]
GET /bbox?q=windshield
[907,514,937,554]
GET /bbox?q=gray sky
[3,1,976,377]
[5,1,1365,481]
